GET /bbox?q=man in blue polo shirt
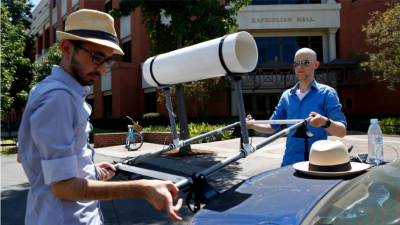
[247,48,347,166]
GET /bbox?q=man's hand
[141,180,183,221]
[308,112,328,128]
[96,162,116,181]
[246,114,254,129]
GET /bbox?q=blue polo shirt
[18,66,103,224]
[270,80,347,166]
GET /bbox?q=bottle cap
[370,119,378,124]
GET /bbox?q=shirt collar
[50,65,90,98]
[290,79,319,94]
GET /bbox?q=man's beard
[70,54,100,86]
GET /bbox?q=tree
[361,2,400,91]
[17,44,62,121]
[110,0,250,153]
[1,5,30,136]
[2,0,33,28]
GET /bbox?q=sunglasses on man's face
[292,60,315,68]
[74,44,116,68]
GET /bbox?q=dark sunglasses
[292,60,315,68]
[74,44,116,68]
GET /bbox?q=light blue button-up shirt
[18,66,103,224]
[270,80,347,166]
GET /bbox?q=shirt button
[298,116,300,118]
[296,152,298,154]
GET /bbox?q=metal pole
[175,117,312,189]
[247,120,304,125]
[254,117,312,150]
[123,122,240,165]
[181,122,240,145]
[232,77,249,145]
[123,145,174,165]
[163,88,178,140]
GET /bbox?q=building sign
[251,17,315,23]
[237,4,341,29]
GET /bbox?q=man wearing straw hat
[18,9,182,224]
[248,48,347,167]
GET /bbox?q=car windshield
[309,160,400,224]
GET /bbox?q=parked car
[191,160,400,225]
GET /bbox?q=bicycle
[126,116,144,151]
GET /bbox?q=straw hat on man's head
[57,9,124,55]
[293,140,370,177]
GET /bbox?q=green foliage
[18,43,62,100]
[1,5,29,114]
[2,1,36,111]
[110,0,250,55]
[361,2,400,90]
[2,0,33,27]
[380,117,400,134]
[142,112,167,126]
[142,122,234,144]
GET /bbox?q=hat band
[309,161,351,172]
[66,29,119,45]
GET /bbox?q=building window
[53,26,58,44]
[86,98,94,119]
[251,0,321,4]
[144,92,157,113]
[105,1,112,13]
[255,36,323,65]
[103,95,112,118]
[122,40,131,63]
[54,0,57,8]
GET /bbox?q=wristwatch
[322,118,331,128]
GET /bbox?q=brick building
[26,0,400,124]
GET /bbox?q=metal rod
[176,151,246,189]
[247,120,304,124]
[182,122,240,145]
[254,117,312,150]
[163,88,178,140]
[123,122,240,165]
[123,145,174,165]
[116,164,186,183]
[175,117,312,189]
[233,77,249,145]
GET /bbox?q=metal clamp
[242,143,256,157]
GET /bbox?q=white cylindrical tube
[247,120,304,124]
[117,164,185,183]
[142,31,258,87]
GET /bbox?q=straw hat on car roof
[293,140,370,177]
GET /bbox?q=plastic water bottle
[368,119,383,164]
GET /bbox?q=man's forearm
[250,124,276,134]
[51,177,148,200]
[326,120,346,138]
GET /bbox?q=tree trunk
[7,112,12,138]
[176,84,191,153]
[175,34,191,153]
